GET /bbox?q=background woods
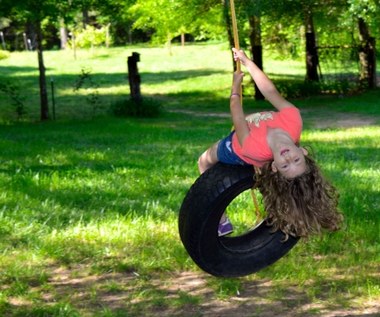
[0,0,379,121]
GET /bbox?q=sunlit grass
[0,115,378,315]
[0,44,379,315]
[0,42,308,121]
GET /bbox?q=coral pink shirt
[231,106,302,167]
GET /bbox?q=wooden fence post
[127,52,142,103]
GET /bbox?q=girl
[198,48,343,238]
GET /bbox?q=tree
[0,0,73,120]
[244,0,266,99]
[248,15,265,99]
[358,18,376,88]
[92,0,138,44]
[129,0,191,50]
[346,0,379,88]
[304,8,319,81]
[222,0,238,69]
[0,0,118,119]
[129,0,224,48]
[266,0,321,81]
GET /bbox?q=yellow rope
[229,0,241,72]
[229,0,262,221]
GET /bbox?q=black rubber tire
[179,162,299,277]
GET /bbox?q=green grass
[0,43,379,316]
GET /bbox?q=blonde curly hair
[256,155,343,240]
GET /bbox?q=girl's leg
[198,141,233,237]
[198,141,220,174]
[198,140,233,236]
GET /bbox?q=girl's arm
[232,48,294,111]
[230,71,249,146]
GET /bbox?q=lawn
[0,43,379,316]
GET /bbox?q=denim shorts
[217,131,249,166]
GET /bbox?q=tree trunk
[82,9,89,28]
[128,22,133,44]
[223,0,235,70]
[35,21,49,120]
[305,10,319,81]
[248,15,264,100]
[106,24,110,48]
[24,21,34,50]
[167,33,172,55]
[358,18,376,89]
[59,19,68,50]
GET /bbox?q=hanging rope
[229,0,241,73]
[229,0,262,222]
[229,0,243,111]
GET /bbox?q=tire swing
[178,163,299,277]
[178,1,299,278]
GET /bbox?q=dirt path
[301,109,378,129]
[29,268,379,316]
[170,108,378,129]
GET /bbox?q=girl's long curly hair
[256,155,343,239]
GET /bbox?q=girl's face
[271,146,308,179]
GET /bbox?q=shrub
[0,79,26,118]
[111,97,162,118]
[274,78,358,99]
[73,68,100,116]
[0,50,10,60]
[69,25,111,49]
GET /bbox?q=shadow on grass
[0,100,378,316]
[0,66,225,86]
[2,63,377,123]
[3,267,379,316]
[0,67,232,120]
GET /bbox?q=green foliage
[0,0,67,25]
[273,79,359,99]
[0,78,26,119]
[111,97,162,118]
[0,17,11,28]
[1,0,380,58]
[129,0,187,44]
[347,0,380,21]
[71,25,111,49]
[347,0,380,37]
[192,6,226,42]
[73,67,101,116]
[129,0,225,44]
[0,50,10,60]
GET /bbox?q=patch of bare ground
[302,110,378,129]
[170,109,378,129]
[10,266,380,317]
[153,272,380,317]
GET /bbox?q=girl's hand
[232,71,244,90]
[232,48,249,65]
